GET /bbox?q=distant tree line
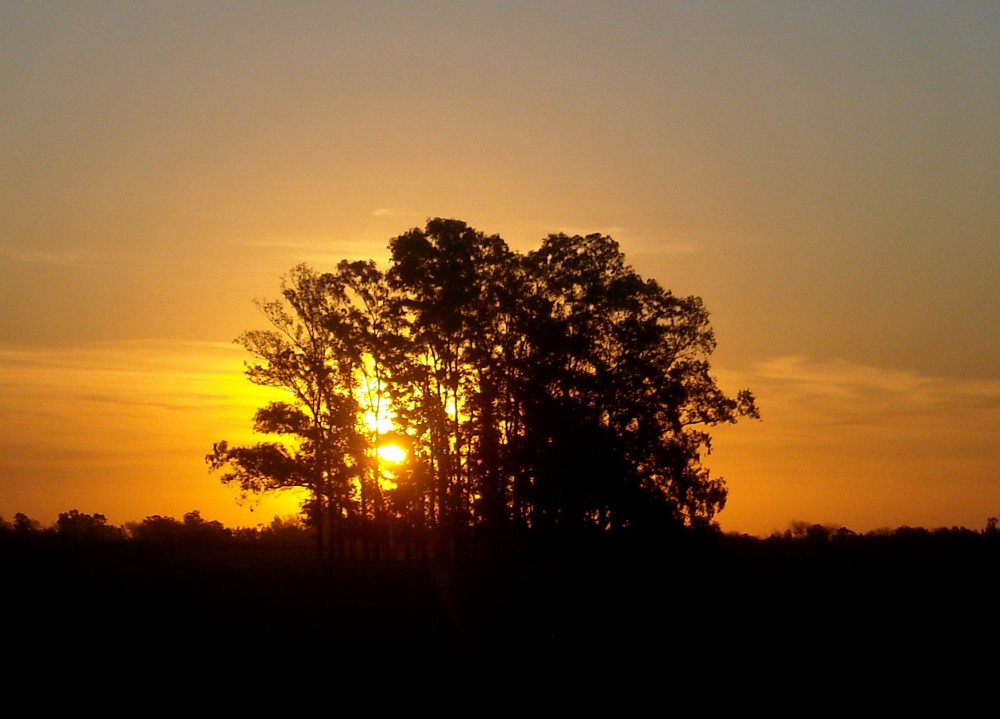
[206,218,759,559]
[0,509,311,548]
[3,509,999,558]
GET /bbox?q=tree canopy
[207,218,758,558]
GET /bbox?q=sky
[1,1,998,537]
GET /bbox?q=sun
[363,406,407,464]
[356,369,408,470]
[377,443,407,464]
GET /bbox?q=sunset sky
[2,2,998,536]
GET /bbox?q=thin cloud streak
[742,355,1000,429]
[236,236,393,265]
[0,246,85,265]
[537,223,630,239]
[0,340,297,526]
[373,207,411,218]
[0,341,267,457]
[712,356,1000,536]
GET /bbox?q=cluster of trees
[206,218,759,558]
[0,509,309,547]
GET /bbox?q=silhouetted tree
[208,265,375,559]
[128,514,185,543]
[180,510,232,543]
[211,218,758,555]
[13,513,39,535]
[323,259,410,524]
[504,232,759,535]
[127,511,231,545]
[387,218,519,538]
[55,509,123,541]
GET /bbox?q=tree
[323,259,410,523]
[128,514,186,543]
[55,509,123,541]
[207,264,369,559]
[127,511,231,544]
[387,218,518,536]
[509,232,758,534]
[211,219,758,555]
[13,512,39,535]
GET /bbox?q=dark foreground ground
[6,531,998,666]
[4,533,998,709]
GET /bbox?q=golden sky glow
[1,3,998,535]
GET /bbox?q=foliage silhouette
[55,509,124,541]
[208,219,758,558]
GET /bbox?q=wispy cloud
[522,224,701,257]
[0,339,302,526]
[0,245,169,271]
[373,207,411,218]
[0,339,283,455]
[632,243,701,257]
[711,355,1000,534]
[235,236,391,265]
[0,246,84,265]
[537,223,630,239]
[731,355,1000,429]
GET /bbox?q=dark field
[6,530,998,667]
